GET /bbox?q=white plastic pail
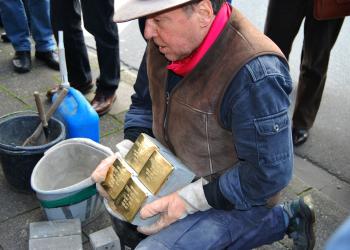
[31,138,113,223]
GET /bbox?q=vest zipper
[163,91,170,143]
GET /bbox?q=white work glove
[137,178,211,235]
[116,139,134,158]
[91,153,118,199]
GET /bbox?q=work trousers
[50,0,120,92]
[264,0,344,130]
[135,206,286,250]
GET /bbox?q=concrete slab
[29,219,81,239]
[89,226,120,250]
[29,235,82,250]
[0,168,40,222]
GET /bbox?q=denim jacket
[125,53,293,210]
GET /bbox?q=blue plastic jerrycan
[52,87,100,142]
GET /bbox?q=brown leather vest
[147,8,286,178]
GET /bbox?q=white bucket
[31,138,113,223]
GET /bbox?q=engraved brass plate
[138,151,174,195]
[125,133,158,174]
[113,179,147,222]
[101,159,131,199]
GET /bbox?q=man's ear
[196,0,215,27]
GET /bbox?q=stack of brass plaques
[102,134,175,222]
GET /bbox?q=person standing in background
[49,0,120,116]
[0,0,59,73]
[264,0,344,146]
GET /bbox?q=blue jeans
[136,206,286,250]
[325,216,350,250]
[0,0,56,52]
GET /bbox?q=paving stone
[29,235,82,250]
[89,226,120,250]
[29,219,81,239]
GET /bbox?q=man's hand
[137,192,188,235]
[137,178,211,235]
[91,153,118,199]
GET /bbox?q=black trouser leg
[81,0,120,92]
[50,0,92,85]
[293,4,344,129]
[264,0,306,59]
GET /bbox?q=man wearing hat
[93,0,316,249]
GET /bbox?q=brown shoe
[46,81,94,100]
[91,91,116,116]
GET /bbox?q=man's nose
[144,19,156,40]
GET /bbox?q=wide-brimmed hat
[114,0,194,23]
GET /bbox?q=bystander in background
[48,0,120,116]
[264,0,345,146]
[0,0,59,73]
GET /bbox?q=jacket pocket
[254,110,291,166]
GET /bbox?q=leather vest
[147,8,286,178]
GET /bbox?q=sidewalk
[0,28,348,249]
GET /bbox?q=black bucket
[0,112,66,191]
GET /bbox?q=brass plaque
[125,133,158,173]
[138,151,174,195]
[113,179,147,222]
[102,159,131,199]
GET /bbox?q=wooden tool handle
[22,88,68,146]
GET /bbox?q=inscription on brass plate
[138,151,174,195]
[102,159,131,199]
[113,179,147,222]
[125,134,158,174]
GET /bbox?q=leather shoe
[35,50,59,71]
[91,91,116,116]
[46,81,94,100]
[12,51,31,73]
[292,128,309,146]
[1,32,10,43]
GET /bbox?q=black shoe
[35,50,59,71]
[1,32,10,43]
[284,196,316,250]
[12,51,31,73]
[292,128,309,146]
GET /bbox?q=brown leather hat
[114,0,193,22]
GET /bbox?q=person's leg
[264,0,306,59]
[292,0,344,132]
[136,206,286,250]
[50,0,92,86]
[81,0,119,115]
[27,0,55,52]
[0,0,31,51]
[81,0,120,92]
[0,0,32,73]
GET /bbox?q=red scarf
[167,3,231,76]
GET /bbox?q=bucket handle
[39,184,97,208]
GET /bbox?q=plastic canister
[53,87,100,142]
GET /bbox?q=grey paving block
[29,234,82,250]
[82,210,113,244]
[0,208,45,250]
[0,167,40,222]
[89,226,120,250]
[0,90,29,117]
[29,219,81,239]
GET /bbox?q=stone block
[89,226,121,250]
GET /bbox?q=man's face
[144,3,212,61]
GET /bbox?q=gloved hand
[116,139,134,158]
[91,153,118,199]
[137,178,211,235]
[90,139,133,199]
